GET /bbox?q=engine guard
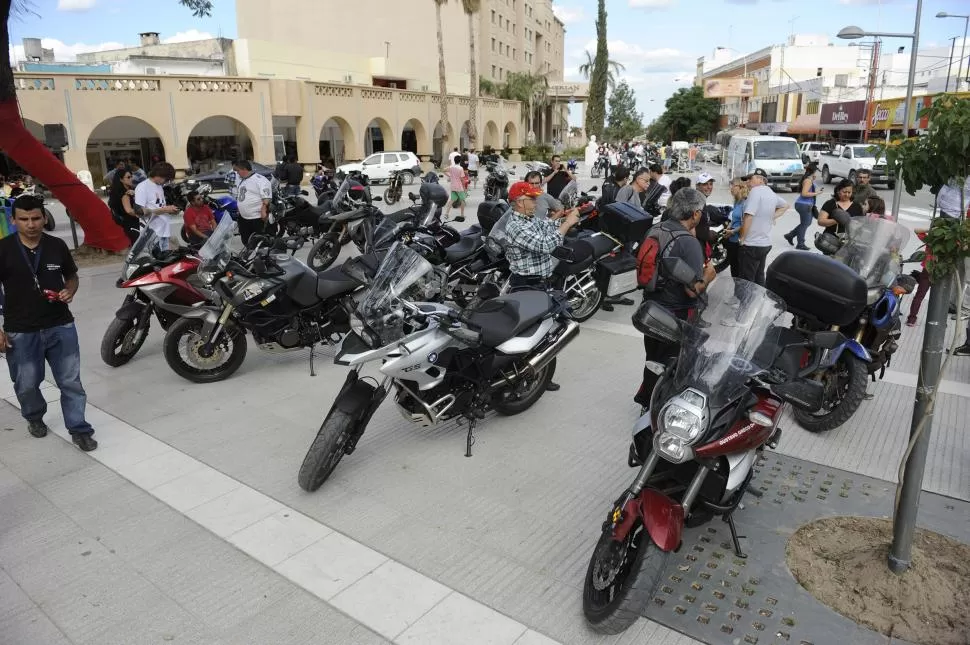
[612,489,685,552]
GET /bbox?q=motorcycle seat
[316,266,363,300]
[553,235,615,275]
[462,224,483,236]
[466,291,553,347]
[445,235,484,263]
[385,207,418,224]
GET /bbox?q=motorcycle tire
[100,315,150,367]
[569,286,604,323]
[793,352,868,433]
[163,317,247,384]
[43,208,55,231]
[583,521,669,634]
[399,171,415,185]
[492,358,556,416]
[307,234,341,272]
[298,408,355,492]
[385,187,401,205]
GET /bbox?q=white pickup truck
[819,144,895,188]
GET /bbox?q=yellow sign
[704,78,755,99]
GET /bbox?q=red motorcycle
[100,228,211,367]
[582,273,797,634]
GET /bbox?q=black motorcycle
[305,175,385,271]
[383,168,414,206]
[590,155,610,179]
[483,161,514,201]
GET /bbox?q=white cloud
[162,30,215,44]
[573,39,693,73]
[552,5,584,24]
[628,0,677,7]
[9,38,124,62]
[57,0,97,11]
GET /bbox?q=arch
[504,121,520,149]
[85,116,168,187]
[432,120,454,167]
[459,120,472,153]
[483,121,500,151]
[320,116,355,166]
[363,117,394,156]
[186,115,255,175]
[401,118,429,156]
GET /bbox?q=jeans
[791,202,815,246]
[5,322,93,435]
[908,268,931,324]
[740,245,771,287]
[723,239,741,277]
[286,184,302,196]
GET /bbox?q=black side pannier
[766,251,867,327]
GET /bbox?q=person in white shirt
[448,147,461,168]
[466,148,480,189]
[233,160,273,246]
[937,175,970,218]
[133,162,178,250]
[740,168,788,286]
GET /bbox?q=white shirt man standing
[133,162,178,249]
[740,168,788,286]
[233,160,272,246]
[466,148,480,189]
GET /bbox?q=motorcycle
[773,217,915,432]
[161,217,369,383]
[305,175,385,271]
[297,242,581,491]
[382,168,415,206]
[584,274,804,634]
[590,155,610,179]
[100,227,211,367]
[567,159,579,173]
[483,161,515,201]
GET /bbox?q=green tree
[654,86,719,141]
[500,71,549,144]
[605,81,643,142]
[584,0,608,139]
[578,50,625,92]
[461,0,480,148]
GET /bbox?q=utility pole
[863,39,881,143]
[946,36,957,92]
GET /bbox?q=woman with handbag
[785,162,823,250]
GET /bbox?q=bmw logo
[428,352,438,364]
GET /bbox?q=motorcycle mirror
[408,192,418,201]
[373,196,383,202]
[812,331,845,350]
[831,208,851,229]
[661,257,699,285]
[588,186,598,192]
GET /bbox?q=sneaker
[72,434,98,452]
[27,419,48,438]
[953,344,970,357]
[795,244,810,251]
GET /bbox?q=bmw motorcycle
[297,242,581,492]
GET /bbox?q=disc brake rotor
[185,333,229,367]
[591,537,631,591]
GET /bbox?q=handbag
[811,205,819,219]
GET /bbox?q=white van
[727,135,804,192]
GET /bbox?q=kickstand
[464,417,477,457]
[724,513,747,559]
[309,346,316,377]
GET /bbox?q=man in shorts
[466,148,480,189]
[443,157,468,221]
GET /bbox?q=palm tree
[462,0,480,149]
[501,72,549,144]
[578,50,625,91]
[433,0,451,158]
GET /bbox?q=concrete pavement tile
[512,630,561,645]
[227,508,332,567]
[0,605,73,645]
[276,530,388,600]
[149,466,242,512]
[397,592,528,645]
[82,420,172,469]
[329,560,452,640]
[0,567,36,622]
[113,448,207,490]
[185,486,284,537]
[0,488,80,568]
[0,463,24,498]
[0,428,91,485]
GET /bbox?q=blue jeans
[791,202,815,246]
[5,322,93,435]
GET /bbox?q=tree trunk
[435,3,450,159]
[0,2,128,251]
[467,10,478,149]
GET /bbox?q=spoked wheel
[298,409,355,492]
[163,317,247,383]
[793,352,868,432]
[568,284,604,322]
[100,314,150,367]
[492,358,556,415]
[307,234,341,271]
[583,520,669,634]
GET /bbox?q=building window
[806,100,820,115]
[492,65,496,78]
[513,48,516,60]
[816,67,822,77]
[491,10,495,23]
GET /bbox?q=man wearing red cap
[504,181,580,290]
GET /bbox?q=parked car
[698,143,722,163]
[336,151,421,184]
[800,141,832,165]
[819,144,895,188]
[185,161,275,191]
[726,134,804,192]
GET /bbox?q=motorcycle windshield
[834,218,910,287]
[558,180,578,208]
[122,227,164,277]
[197,214,236,271]
[673,277,785,408]
[355,242,435,346]
[332,176,353,207]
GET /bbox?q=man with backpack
[633,188,716,409]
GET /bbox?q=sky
[7,0,970,127]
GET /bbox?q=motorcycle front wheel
[298,408,355,492]
[793,352,868,432]
[307,234,342,271]
[583,520,669,635]
[384,187,401,205]
[163,317,247,383]
[100,314,150,367]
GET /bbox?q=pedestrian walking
[740,169,787,286]
[785,162,823,250]
[233,160,273,246]
[0,195,97,451]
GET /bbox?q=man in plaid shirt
[505,181,580,289]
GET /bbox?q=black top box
[766,251,868,327]
[599,202,653,245]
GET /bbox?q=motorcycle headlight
[660,405,703,442]
[197,269,222,286]
[654,431,692,464]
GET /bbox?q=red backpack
[637,221,689,291]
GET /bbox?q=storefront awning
[788,113,821,135]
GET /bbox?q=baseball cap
[696,172,715,184]
[508,181,543,201]
[742,168,768,180]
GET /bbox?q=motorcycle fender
[827,339,871,365]
[332,371,377,419]
[179,306,224,341]
[115,296,147,321]
[639,489,685,552]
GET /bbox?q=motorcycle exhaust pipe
[490,320,580,390]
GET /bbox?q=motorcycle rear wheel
[163,317,247,383]
[492,358,555,416]
[569,286,604,322]
[583,521,669,634]
[307,234,341,271]
[100,315,150,367]
[793,352,868,433]
[298,408,354,492]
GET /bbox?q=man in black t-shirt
[542,155,575,200]
[280,155,304,196]
[0,195,97,451]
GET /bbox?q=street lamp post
[937,12,970,93]
[946,36,958,92]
